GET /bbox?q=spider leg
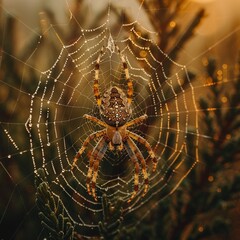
[86,137,108,201]
[125,114,148,128]
[86,155,94,195]
[128,131,157,171]
[71,129,105,169]
[124,141,140,203]
[127,138,149,199]
[84,114,107,127]
[116,45,133,105]
[94,46,104,107]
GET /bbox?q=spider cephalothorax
[72,45,157,202]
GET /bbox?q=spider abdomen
[100,86,132,127]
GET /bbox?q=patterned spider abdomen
[100,86,132,127]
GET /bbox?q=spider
[72,45,157,202]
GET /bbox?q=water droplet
[47,143,51,147]
[8,155,11,158]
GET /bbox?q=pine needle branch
[98,194,124,240]
[35,168,74,240]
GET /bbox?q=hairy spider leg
[116,45,133,105]
[125,114,148,128]
[86,137,108,201]
[127,138,149,199]
[128,131,157,171]
[124,140,140,203]
[86,155,94,194]
[94,46,104,107]
[71,129,106,169]
[83,114,107,127]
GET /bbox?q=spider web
[0,0,240,239]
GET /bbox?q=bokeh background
[0,0,240,239]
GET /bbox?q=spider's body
[106,123,126,149]
[72,45,157,202]
[100,86,132,127]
